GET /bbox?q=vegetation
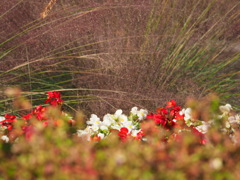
[0,0,239,179]
[0,0,239,115]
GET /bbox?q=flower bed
[0,90,240,179]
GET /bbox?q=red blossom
[147,113,167,126]
[134,131,145,140]
[90,135,101,141]
[145,99,208,144]
[174,113,184,121]
[32,105,47,121]
[44,91,64,106]
[166,99,177,108]
[118,127,129,142]
[22,113,32,121]
[156,108,168,115]
[0,114,17,130]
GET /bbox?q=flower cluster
[44,91,64,106]
[146,99,184,130]
[146,100,206,144]
[180,104,240,144]
[1,91,239,145]
[0,114,17,131]
[77,107,148,141]
[0,91,73,142]
[20,91,65,124]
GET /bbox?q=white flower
[98,133,105,140]
[118,114,128,123]
[111,124,121,131]
[131,107,148,121]
[77,126,92,136]
[137,109,148,121]
[228,114,240,124]
[1,135,9,143]
[100,125,108,131]
[114,109,123,118]
[181,108,192,121]
[0,116,5,121]
[195,122,210,134]
[103,114,115,127]
[219,104,232,114]
[90,125,100,132]
[122,121,136,131]
[86,114,101,126]
[130,107,138,115]
[180,108,192,126]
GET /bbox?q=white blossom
[130,107,138,115]
[137,109,148,121]
[1,135,9,143]
[90,125,100,132]
[219,104,232,114]
[0,116,5,121]
[228,114,240,124]
[130,107,148,120]
[86,114,101,125]
[118,114,128,123]
[114,109,123,118]
[195,122,210,134]
[98,133,105,139]
[102,114,115,127]
[122,121,136,131]
[111,124,121,131]
[100,125,108,131]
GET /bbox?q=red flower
[118,127,129,142]
[119,127,129,134]
[156,108,168,115]
[49,99,64,106]
[32,105,47,121]
[174,113,184,121]
[146,113,167,126]
[134,131,145,140]
[44,91,64,106]
[22,113,32,121]
[154,114,167,126]
[169,106,181,116]
[166,99,176,108]
[0,114,17,130]
[46,91,61,100]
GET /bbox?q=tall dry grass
[0,0,239,116]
